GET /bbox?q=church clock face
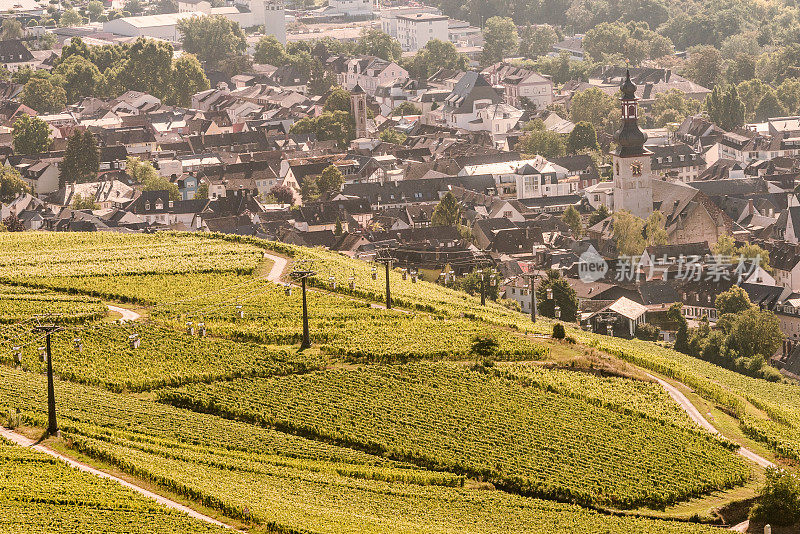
[631,161,643,177]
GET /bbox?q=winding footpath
[646,373,775,469]
[0,426,242,532]
[106,304,141,322]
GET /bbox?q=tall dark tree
[431,191,462,227]
[536,269,579,322]
[566,121,599,153]
[59,130,99,187]
[705,84,745,131]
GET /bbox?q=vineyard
[0,368,723,534]
[158,363,750,509]
[0,437,230,534]
[3,231,800,532]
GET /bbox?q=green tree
[518,24,558,60]
[178,15,246,68]
[300,177,320,203]
[0,167,30,202]
[777,78,800,116]
[290,111,355,149]
[652,89,701,127]
[588,204,611,227]
[129,157,178,200]
[482,17,518,65]
[12,115,51,155]
[59,8,83,26]
[379,129,407,144]
[737,79,769,120]
[194,182,208,200]
[569,88,616,131]
[156,0,178,14]
[530,51,595,85]
[612,210,646,256]
[317,165,344,195]
[323,86,351,113]
[668,303,690,353]
[470,334,499,365]
[517,129,566,158]
[355,28,401,62]
[54,54,105,102]
[393,101,421,116]
[168,53,209,107]
[728,308,782,360]
[755,89,787,122]
[1,18,23,39]
[253,35,287,65]
[715,286,753,316]
[20,77,66,113]
[682,45,724,88]
[704,84,745,131]
[124,0,143,14]
[110,37,174,99]
[566,121,598,153]
[431,191,461,227]
[750,467,800,526]
[457,269,500,300]
[405,39,468,79]
[59,130,99,187]
[86,0,103,20]
[72,194,100,210]
[644,211,668,247]
[562,205,582,238]
[536,269,579,322]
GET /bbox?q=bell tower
[611,70,653,219]
[350,84,368,139]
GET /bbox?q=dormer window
[155,200,164,210]
[145,201,150,210]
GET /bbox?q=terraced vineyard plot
[159,363,751,509]
[155,283,547,361]
[4,323,322,392]
[12,271,254,306]
[0,438,229,534]
[0,285,106,324]
[0,365,392,466]
[0,232,264,279]
[491,363,702,431]
[59,432,723,534]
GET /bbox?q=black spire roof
[621,69,636,100]
[613,70,648,157]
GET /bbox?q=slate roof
[443,72,501,114]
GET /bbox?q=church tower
[612,70,653,219]
[350,84,368,139]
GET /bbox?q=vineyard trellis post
[34,324,62,436]
[480,270,486,306]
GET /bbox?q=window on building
[631,161,643,177]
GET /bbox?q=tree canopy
[12,115,51,155]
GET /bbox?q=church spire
[613,70,648,157]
